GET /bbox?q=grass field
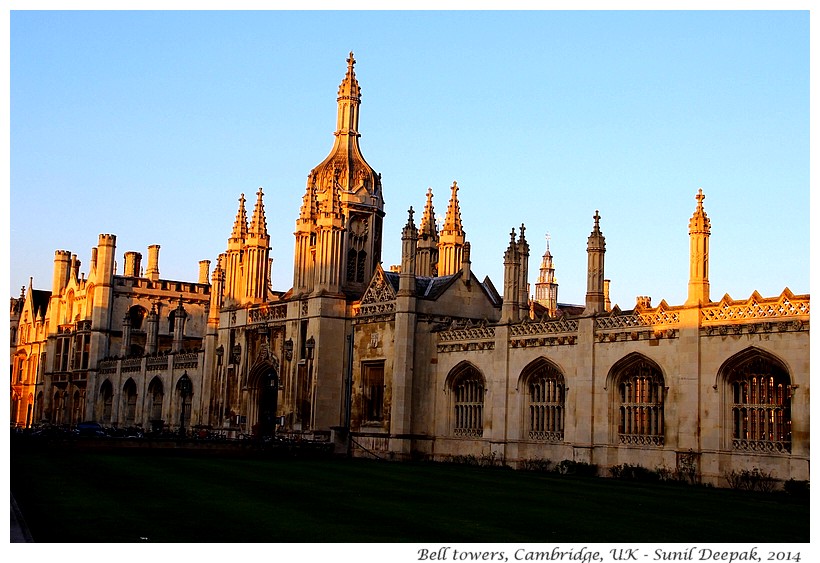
[10,444,810,543]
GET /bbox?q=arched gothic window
[148,377,164,423]
[724,352,791,453]
[176,375,193,430]
[72,390,82,424]
[613,355,665,446]
[450,364,485,438]
[99,380,113,424]
[123,379,137,426]
[522,359,565,442]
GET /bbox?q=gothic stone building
[10,53,810,487]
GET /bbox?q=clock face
[350,217,367,237]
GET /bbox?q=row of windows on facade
[29,377,194,428]
[360,357,793,450]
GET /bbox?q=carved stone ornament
[360,268,395,306]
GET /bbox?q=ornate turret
[687,188,711,306]
[584,210,606,315]
[399,207,418,296]
[502,228,520,322]
[534,234,559,317]
[293,52,385,297]
[438,181,466,276]
[224,193,248,304]
[244,187,271,303]
[416,187,439,277]
[516,224,530,318]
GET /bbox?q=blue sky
[9,9,810,309]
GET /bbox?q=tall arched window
[148,377,164,423]
[612,355,665,446]
[723,350,791,453]
[123,379,137,426]
[522,359,565,442]
[176,374,193,430]
[450,364,485,438]
[35,391,44,423]
[72,390,82,424]
[99,380,113,424]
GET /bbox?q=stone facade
[10,53,809,487]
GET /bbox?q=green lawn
[10,444,809,543]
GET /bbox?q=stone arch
[247,361,279,439]
[607,352,665,446]
[122,378,138,426]
[147,376,165,428]
[128,305,148,331]
[518,357,566,442]
[717,346,792,453]
[175,374,194,432]
[445,361,486,438]
[34,391,44,423]
[98,379,113,424]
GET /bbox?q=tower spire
[687,188,711,305]
[584,210,606,315]
[437,181,466,276]
[293,52,384,298]
[231,193,248,240]
[535,232,559,317]
[336,51,362,137]
[416,187,439,277]
[248,187,268,238]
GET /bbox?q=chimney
[198,260,211,285]
[146,244,161,281]
[123,251,142,277]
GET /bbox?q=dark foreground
[10,441,809,543]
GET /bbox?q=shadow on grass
[10,442,809,543]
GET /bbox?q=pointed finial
[451,180,458,194]
[519,223,526,242]
[407,206,415,224]
[510,228,517,244]
[696,188,705,207]
[594,210,600,229]
[347,51,356,69]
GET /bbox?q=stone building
[10,53,809,486]
[10,238,211,432]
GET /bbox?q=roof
[382,270,502,307]
[30,290,51,318]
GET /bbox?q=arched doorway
[248,363,278,439]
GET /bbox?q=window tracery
[451,365,485,438]
[615,357,664,446]
[727,355,791,453]
[524,360,565,442]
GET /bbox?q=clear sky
[9,9,810,310]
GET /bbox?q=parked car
[75,421,106,437]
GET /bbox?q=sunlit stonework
[10,54,809,487]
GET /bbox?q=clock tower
[293,52,385,299]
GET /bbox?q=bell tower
[293,52,385,298]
